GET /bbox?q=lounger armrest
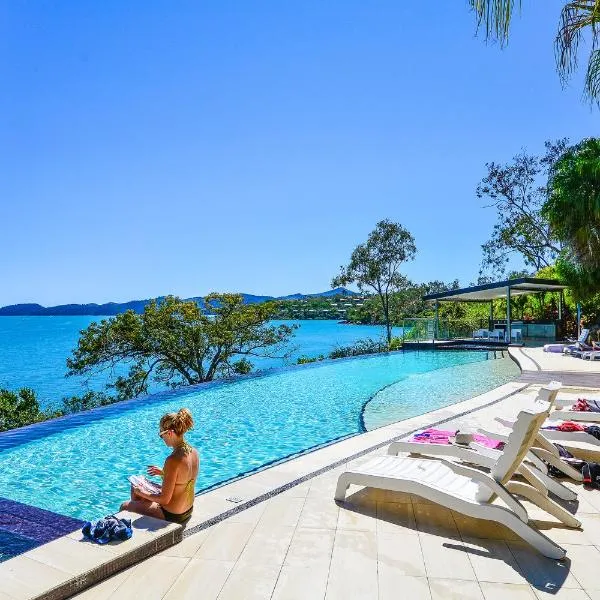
[388,441,497,468]
[437,459,528,522]
[496,417,515,428]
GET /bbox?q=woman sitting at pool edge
[121,408,199,525]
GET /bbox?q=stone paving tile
[376,501,418,535]
[534,588,593,600]
[325,529,378,600]
[163,558,234,600]
[453,512,520,541]
[559,544,600,590]
[377,531,426,577]
[256,497,305,529]
[479,582,537,600]
[428,578,484,600]
[419,533,477,581]
[194,521,255,562]
[271,565,330,600]
[107,555,189,600]
[297,495,340,529]
[336,498,378,532]
[413,504,459,537]
[506,541,581,591]
[460,537,524,584]
[236,524,295,566]
[284,527,335,567]
[216,562,281,600]
[0,554,71,600]
[379,574,431,600]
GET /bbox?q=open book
[128,475,162,495]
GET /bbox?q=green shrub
[296,355,325,364]
[329,338,388,359]
[0,388,53,432]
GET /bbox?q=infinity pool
[0,350,518,527]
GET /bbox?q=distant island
[0,287,361,317]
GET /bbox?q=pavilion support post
[434,300,439,341]
[489,301,493,331]
[558,292,562,321]
[577,303,581,338]
[506,287,511,343]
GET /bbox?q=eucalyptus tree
[476,140,567,280]
[469,1,600,105]
[67,294,297,399]
[332,220,417,344]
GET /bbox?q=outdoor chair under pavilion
[335,399,569,559]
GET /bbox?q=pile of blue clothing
[82,515,133,545]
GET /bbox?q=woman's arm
[135,457,178,505]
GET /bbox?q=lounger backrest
[536,381,562,408]
[475,400,551,502]
[579,329,590,344]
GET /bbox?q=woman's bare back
[162,448,199,514]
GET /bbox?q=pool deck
[4,347,600,599]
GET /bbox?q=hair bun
[176,408,194,433]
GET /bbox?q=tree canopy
[477,139,567,280]
[0,388,53,432]
[332,220,416,343]
[469,1,600,105]
[67,294,297,399]
[544,138,600,300]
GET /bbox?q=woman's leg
[120,499,165,520]
[130,484,143,501]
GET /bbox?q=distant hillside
[0,288,358,316]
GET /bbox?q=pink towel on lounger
[410,428,504,449]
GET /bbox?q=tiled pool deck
[4,346,600,599]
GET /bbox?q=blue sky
[1,1,597,306]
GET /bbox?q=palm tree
[543,138,600,299]
[469,1,600,105]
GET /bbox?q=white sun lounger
[493,387,600,474]
[387,383,578,514]
[551,395,600,423]
[335,401,569,559]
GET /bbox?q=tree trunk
[380,293,392,345]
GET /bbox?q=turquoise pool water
[0,350,518,523]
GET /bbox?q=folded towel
[82,515,132,545]
[409,428,504,449]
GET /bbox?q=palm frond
[584,48,600,104]
[469,0,521,46]
[555,1,600,83]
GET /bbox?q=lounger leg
[519,463,577,501]
[334,474,351,502]
[524,450,549,475]
[506,481,581,528]
[496,509,566,559]
[530,448,584,482]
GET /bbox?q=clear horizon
[2,1,597,306]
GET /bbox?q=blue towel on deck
[82,515,132,545]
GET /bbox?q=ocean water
[0,350,519,523]
[0,317,398,409]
